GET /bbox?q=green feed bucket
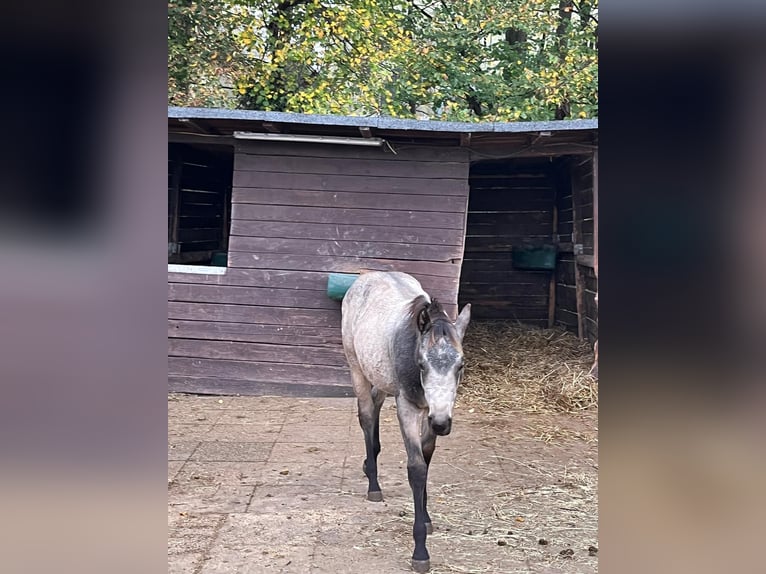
[511,245,557,271]
[210,251,228,267]
[327,272,360,301]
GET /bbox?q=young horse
[341,271,471,573]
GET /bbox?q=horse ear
[455,303,471,339]
[417,305,431,333]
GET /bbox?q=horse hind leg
[353,369,386,501]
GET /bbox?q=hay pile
[458,321,597,415]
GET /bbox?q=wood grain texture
[168,301,341,327]
[168,376,354,397]
[169,338,347,367]
[233,171,468,196]
[168,357,349,385]
[230,220,462,245]
[232,203,465,229]
[227,252,462,279]
[232,188,466,212]
[235,140,470,162]
[168,283,341,310]
[169,320,342,346]
[235,153,468,179]
[228,236,463,262]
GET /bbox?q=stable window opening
[168,142,233,268]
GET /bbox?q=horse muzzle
[428,415,452,436]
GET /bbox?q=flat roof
[169,106,597,135]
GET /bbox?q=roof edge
[168,106,597,134]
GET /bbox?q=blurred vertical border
[0,2,168,573]
[600,2,766,573]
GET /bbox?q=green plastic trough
[327,272,360,301]
[511,244,558,271]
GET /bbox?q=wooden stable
[167,107,598,396]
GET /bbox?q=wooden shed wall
[168,141,470,396]
[554,155,598,343]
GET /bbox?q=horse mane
[408,297,455,344]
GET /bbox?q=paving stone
[169,484,255,514]
[191,441,273,463]
[175,461,268,487]
[168,441,200,462]
[206,424,282,441]
[268,442,347,464]
[216,410,287,426]
[278,424,352,443]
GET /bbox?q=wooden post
[547,202,558,328]
[168,147,183,259]
[590,150,599,376]
[571,160,585,340]
[593,150,598,280]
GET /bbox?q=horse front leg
[397,395,432,573]
[354,369,386,501]
[421,424,437,535]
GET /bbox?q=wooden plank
[233,171,468,196]
[168,268,460,295]
[458,269,551,284]
[463,236,551,253]
[169,280,455,310]
[168,376,354,397]
[455,294,548,306]
[576,254,595,268]
[468,189,554,210]
[230,220,462,246]
[178,216,223,229]
[169,339,347,367]
[556,258,576,286]
[228,236,463,262]
[179,241,220,252]
[168,268,332,290]
[465,303,548,322]
[235,140,470,163]
[232,188,466,213]
[169,320,342,347]
[466,210,553,228]
[459,282,550,297]
[180,189,226,205]
[235,154,468,179]
[168,283,341,310]
[178,204,222,217]
[556,284,578,310]
[226,252,463,280]
[168,357,349,385]
[168,301,341,327]
[178,228,221,242]
[231,204,465,230]
[555,308,579,329]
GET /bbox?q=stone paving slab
[168,394,598,574]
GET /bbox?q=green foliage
[168,0,597,120]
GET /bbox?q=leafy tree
[168,0,246,107]
[168,0,598,120]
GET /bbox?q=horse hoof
[367,491,383,502]
[411,559,430,573]
[425,522,433,535]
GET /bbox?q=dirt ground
[168,393,598,574]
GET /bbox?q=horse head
[415,298,471,436]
